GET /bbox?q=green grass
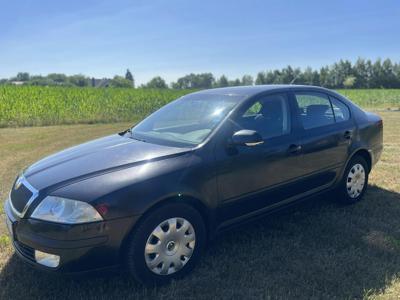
[0,86,399,128]
[0,235,10,247]
[0,111,399,299]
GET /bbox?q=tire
[124,202,206,285]
[337,155,369,204]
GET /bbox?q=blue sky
[0,0,399,84]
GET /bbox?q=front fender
[45,152,218,220]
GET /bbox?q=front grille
[10,183,33,213]
[14,241,35,262]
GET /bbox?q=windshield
[131,93,243,147]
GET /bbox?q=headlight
[31,196,103,224]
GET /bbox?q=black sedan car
[5,85,383,284]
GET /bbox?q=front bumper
[5,198,140,274]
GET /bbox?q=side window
[294,92,334,130]
[243,102,262,117]
[235,93,290,139]
[330,97,350,122]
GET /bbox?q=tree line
[1,58,400,89]
[0,69,136,88]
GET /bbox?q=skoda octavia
[5,85,383,284]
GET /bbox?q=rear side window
[330,97,350,122]
[294,92,334,130]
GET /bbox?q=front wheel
[338,155,369,204]
[124,203,206,285]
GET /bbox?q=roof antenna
[290,74,299,85]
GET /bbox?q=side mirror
[231,130,264,147]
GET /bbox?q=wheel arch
[350,148,372,173]
[118,194,214,262]
[336,147,372,189]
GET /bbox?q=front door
[215,92,303,222]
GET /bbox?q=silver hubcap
[346,163,366,198]
[145,218,196,275]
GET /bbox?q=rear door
[292,91,355,184]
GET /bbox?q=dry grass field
[0,112,399,299]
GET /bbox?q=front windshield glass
[131,93,243,147]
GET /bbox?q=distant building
[11,81,25,85]
[91,78,111,88]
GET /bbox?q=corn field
[0,86,190,127]
[0,86,399,127]
[337,89,400,109]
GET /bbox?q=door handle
[245,141,264,147]
[288,144,302,155]
[344,130,353,140]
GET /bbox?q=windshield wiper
[119,128,132,136]
[119,128,147,142]
[130,131,147,143]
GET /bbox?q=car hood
[24,134,191,190]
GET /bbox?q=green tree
[255,72,266,85]
[125,69,134,87]
[393,62,400,88]
[68,74,89,87]
[196,73,215,89]
[3,57,400,89]
[170,81,180,89]
[381,58,397,88]
[319,66,329,87]
[110,75,134,88]
[47,73,68,85]
[265,71,278,84]
[343,76,356,88]
[29,75,56,86]
[302,67,319,85]
[144,76,168,89]
[173,73,214,89]
[16,72,30,81]
[241,75,254,85]
[217,75,229,87]
[353,58,369,88]
[281,66,297,84]
[173,74,194,89]
[370,59,384,88]
[230,78,241,86]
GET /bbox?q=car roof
[193,84,333,98]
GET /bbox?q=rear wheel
[338,155,369,204]
[125,203,206,285]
